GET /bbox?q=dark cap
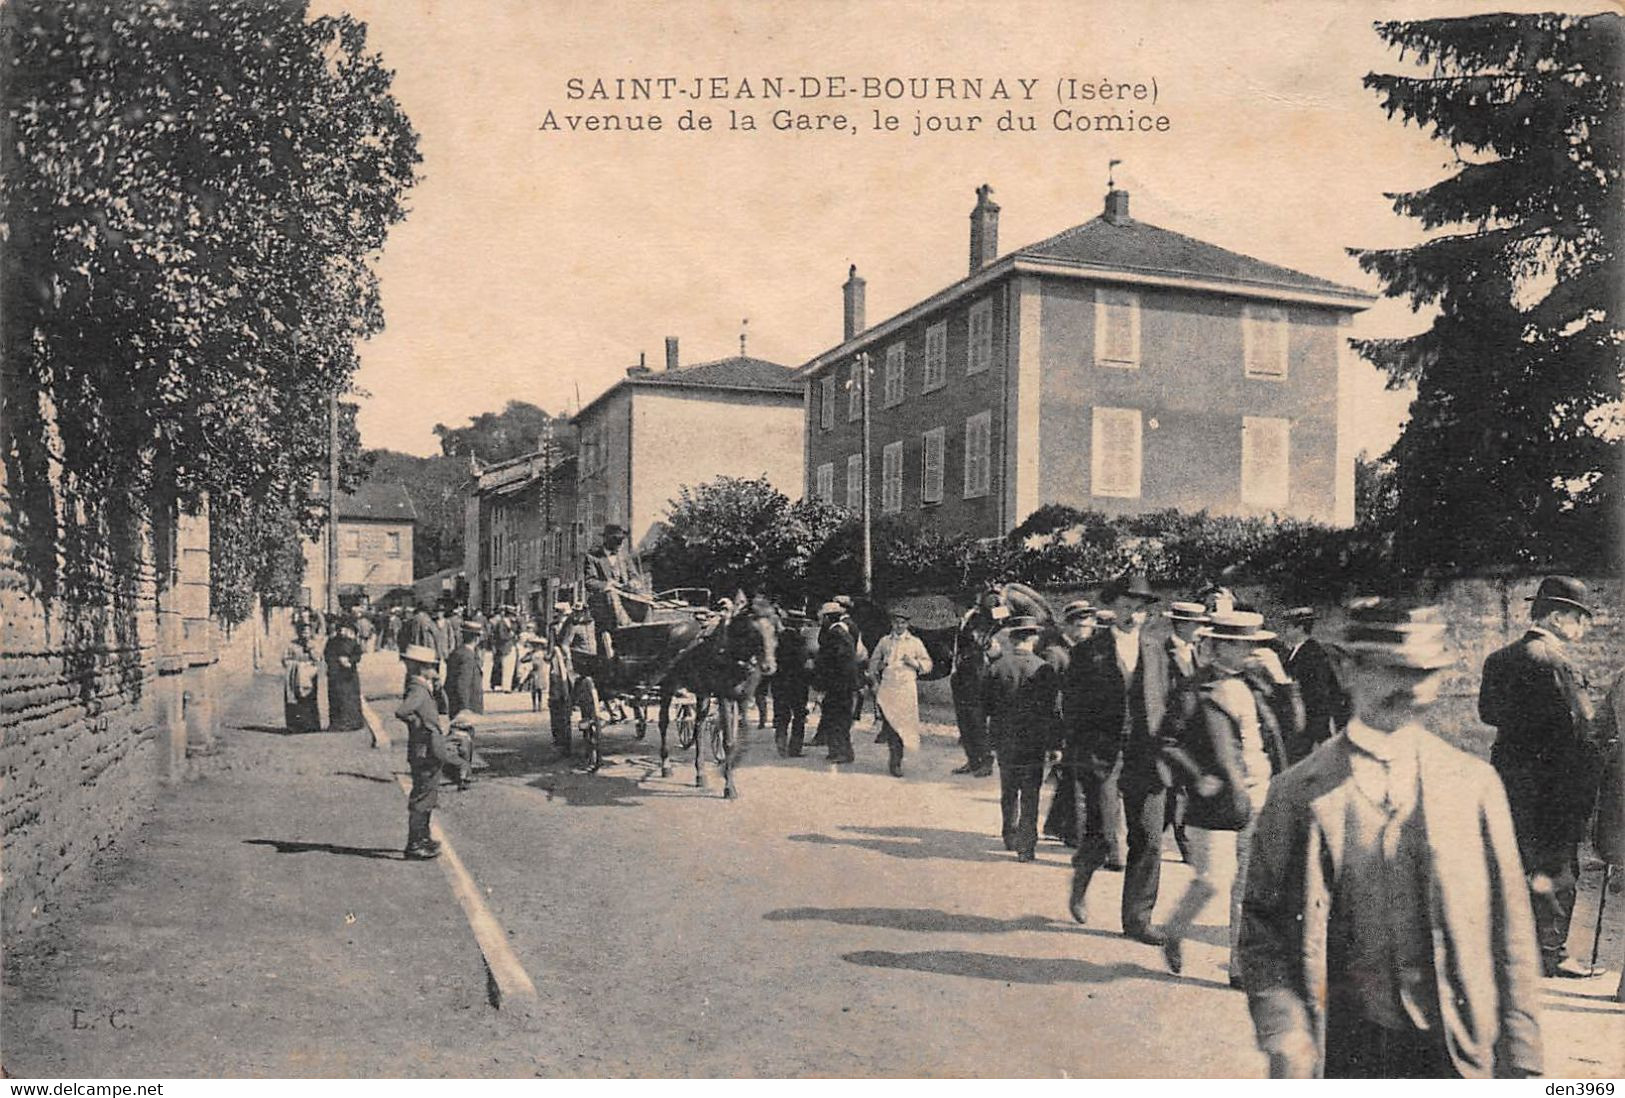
[1281,606,1317,625]
[603,524,627,537]
[1100,572,1159,604]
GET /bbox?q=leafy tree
[434,400,576,466]
[1,0,420,621]
[363,449,473,578]
[646,477,844,599]
[1352,13,1622,571]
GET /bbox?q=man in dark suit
[1061,572,1171,942]
[984,617,1061,861]
[1278,606,1348,762]
[1478,575,1600,979]
[813,601,862,764]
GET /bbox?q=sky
[311,0,1606,460]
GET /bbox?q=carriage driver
[584,523,652,658]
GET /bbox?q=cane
[1591,862,1613,976]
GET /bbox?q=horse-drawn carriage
[553,587,774,799]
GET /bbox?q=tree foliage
[363,448,472,579]
[434,400,576,466]
[1,0,420,621]
[1352,12,1622,571]
[645,476,845,600]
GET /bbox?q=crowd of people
[357,519,1623,1079]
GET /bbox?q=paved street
[3,651,1620,1078]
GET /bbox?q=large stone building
[798,185,1375,538]
[574,339,804,548]
[465,449,580,615]
[301,481,416,609]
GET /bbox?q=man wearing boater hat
[1479,575,1601,979]
[1241,599,1543,1078]
[1060,571,1172,942]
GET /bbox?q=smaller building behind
[302,480,416,610]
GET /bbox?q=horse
[655,607,776,799]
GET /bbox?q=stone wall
[0,465,217,947]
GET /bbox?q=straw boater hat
[1280,606,1317,626]
[1195,610,1275,644]
[460,620,484,636]
[1330,598,1454,671]
[1164,601,1209,623]
[1061,599,1095,623]
[1527,576,1593,618]
[1003,615,1044,636]
[818,601,844,618]
[401,644,438,665]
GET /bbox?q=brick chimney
[626,351,650,377]
[1103,187,1131,226]
[665,336,679,371]
[968,183,1000,274]
[843,265,866,341]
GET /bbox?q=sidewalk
[1,654,544,1078]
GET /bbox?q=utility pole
[859,351,873,597]
[327,388,339,619]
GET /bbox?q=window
[1242,416,1291,509]
[845,453,864,510]
[848,362,864,422]
[1094,287,1140,369]
[881,441,903,513]
[923,322,948,391]
[967,300,993,374]
[815,462,834,503]
[820,376,836,430]
[1243,305,1289,379]
[385,532,401,558]
[963,411,992,498]
[921,427,946,504]
[1091,406,1142,498]
[883,343,906,407]
[341,529,361,557]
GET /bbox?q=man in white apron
[868,610,933,777]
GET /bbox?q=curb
[360,696,541,1021]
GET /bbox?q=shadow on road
[244,838,399,860]
[765,906,1088,936]
[787,824,1016,863]
[333,770,395,784]
[842,948,1178,986]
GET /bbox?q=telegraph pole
[859,351,873,597]
[327,387,339,619]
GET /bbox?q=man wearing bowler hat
[1041,599,1100,847]
[1060,571,1172,942]
[1242,599,1542,1078]
[1479,575,1602,979]
[584,523,650,658]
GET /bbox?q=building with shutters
[573,339,804,549]
[465,449,580,615]
[301,480,417,609]
[797,184,1375,539]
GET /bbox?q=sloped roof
[799,194,1374,378]
[576,354,800,422]
[1013,215,1359,296]
[337,481,417,523]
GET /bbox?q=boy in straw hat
[1479,575,1602,979]
[1240,599,1542,1079]
[398,644,451,859]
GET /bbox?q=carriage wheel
[704,705,727,765]
[673,701,697,750]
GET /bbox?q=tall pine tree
[1353,13,1621,572]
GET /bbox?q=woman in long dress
[868,610,933,777]
[324,617,365,731]
[283,620,323,733]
